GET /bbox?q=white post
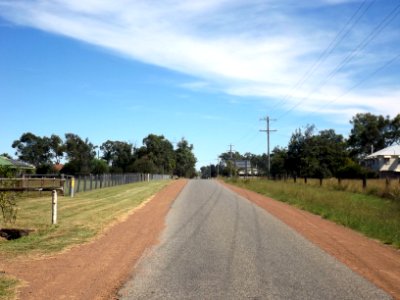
[147,173,150,182]
[52,190,58,225]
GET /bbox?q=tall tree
[101,140,133,173]
[174,138,197,178]
[49,134,64,164]
[286,125,347,178]
[12,132,52,167]
[286,126,314,177]
[133,134,176,174]
[64,133,95,174]
[270,147,288,178]
[347,113,390,159]
[387,114,400,145]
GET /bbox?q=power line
[277,1,400,120]
[269,0,374,115]
[317,2,400,90]
[233,121,260,145]
[301,52,400,118]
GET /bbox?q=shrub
[0,166,18,224]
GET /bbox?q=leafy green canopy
[10,132,197,177]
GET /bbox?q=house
[234,160,258,176]
[364,145,400,178]
[0,156,36,176]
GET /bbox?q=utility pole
[228,144,234,177]
[260,116,277,178]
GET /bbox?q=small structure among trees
[364,145,400,178]
[201,112,400,180]
[0,156,35,177]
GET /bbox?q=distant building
[0,156,36,176]
[364,145,400,178]
[234,160,258,176]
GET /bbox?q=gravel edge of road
[1,179,188,300]
[221,180,400,300]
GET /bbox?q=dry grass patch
[0,180,171,259]
[226,178,400,248]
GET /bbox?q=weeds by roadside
[0,275,18,300]
[226,178,400,248]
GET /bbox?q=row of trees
[201,113,400,179]
[9,133,197,177]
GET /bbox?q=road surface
[118,180,390,299]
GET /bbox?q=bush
[336,159,366,179]
[0,166,18,224]
[0,191,18,224]
[36,163,53,174]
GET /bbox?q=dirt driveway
[1,179,187,300]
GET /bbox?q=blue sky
[1,0,399,169]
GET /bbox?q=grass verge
[0,275,18,300]
[0,180,171,258]
[225,178,400,248]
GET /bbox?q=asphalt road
[118,180,391,299]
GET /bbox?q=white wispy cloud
[0,0,398,117]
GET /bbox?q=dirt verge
[0,179,187,300]
[221,181,400,300]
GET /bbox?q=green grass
[226,178,400,248]
[0,275,18,300]
[0,180,171,258]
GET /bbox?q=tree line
[201,113,400,179]
[8,133,197,178]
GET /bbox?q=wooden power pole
[260,116,277,177]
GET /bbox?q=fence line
[0,173,170,197]
[267,176,400,201]
[64,173,170,196]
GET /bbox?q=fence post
[84,176,87,192]
[90,174,93,191]
[70,177,75,198]
[304,177,307,184]
[385,177,390,193]
[77,176,81,193]
[362,176,367,191]
[52,190,58,225]
[338,177,341,186]
[40,177,44,196]
[319,178,323,186]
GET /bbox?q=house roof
[0,156,36,170]
[0,156,14,167]
[53,163,64,172]
[365,144,400,159]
